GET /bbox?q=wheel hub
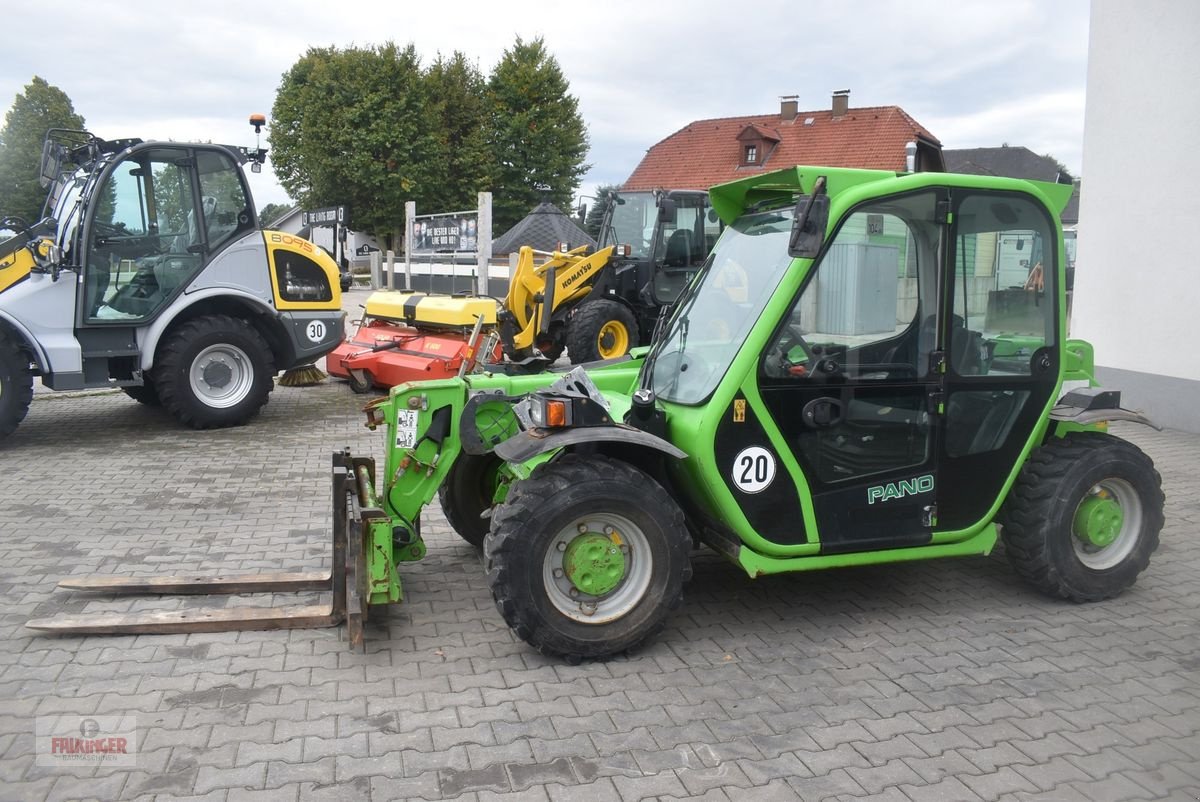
[563,533,626,596]
[1074,495,1124,547]
[201,359,233,389]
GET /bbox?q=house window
[744,145,758,164]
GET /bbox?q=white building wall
[1073,0,1200,431]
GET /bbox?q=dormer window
[736,123,779,168]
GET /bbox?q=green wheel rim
[1071,478,1142,570]
[542,512,651,624]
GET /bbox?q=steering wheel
[93,220,131,240]
[774,323,823,377]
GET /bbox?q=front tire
[1001,432,1164,602]
[0,332,34,440]
[566,300,638,363]
[155,314,275,429]
[484,455,692,661]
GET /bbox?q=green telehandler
[30,165,1165,661]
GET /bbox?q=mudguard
[493,423,688,463]
[1050,387,1161,430]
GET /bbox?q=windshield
[650,208,796,404]
[603,193,657,258]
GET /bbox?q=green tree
[269,43,441,245]
[258,202,291,227]
[424,52,493,213]
[486,37,589,235]
[583,183,620,239]
[0,77,85,222]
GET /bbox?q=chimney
[832,89,850,117]
[780,95,799,121]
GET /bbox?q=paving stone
[369,771,441,801]
[546,777,620,802]
[959,766,1039,801]
[506,757,577,792]
[784,768,867,800]
[6,383,1198,802]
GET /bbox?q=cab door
[753,190,947,552]
[80,146,253,326]
[936,191,1060,529]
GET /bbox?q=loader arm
[503,245,614,352]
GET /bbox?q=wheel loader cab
[653,172,1061,557]
[602,190,719,307]
[82,146,255,323]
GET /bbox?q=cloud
[2,0,1089,210]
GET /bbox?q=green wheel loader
[30,165,1164,661]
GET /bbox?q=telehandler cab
[0,121,344,439]
[30,165,1164,662]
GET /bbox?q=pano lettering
[867,474,934,505]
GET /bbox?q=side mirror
[788,182,830,259]
[658,198,677,224]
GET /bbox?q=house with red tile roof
[623,91,944,191]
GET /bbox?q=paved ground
[2,326,1199,800]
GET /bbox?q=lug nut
[577,524,588,534]
[554,569,564,578]
[557,541,567,552]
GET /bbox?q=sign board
[355,243,380,257]
[302,206,346,226]
[410,213,478,254]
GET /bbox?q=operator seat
[662,229,693,267]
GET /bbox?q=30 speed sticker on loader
[396,410,419,448]
[732,446,776,493]
[306,320,327,343]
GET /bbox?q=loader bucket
[25,452,401,650]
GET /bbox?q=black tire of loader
[438,453,503,548]
[566,300,638,364]
[155,314,275,429]
[484,454,692,661]
[0,332,34,439]
[1001,431,1164,602]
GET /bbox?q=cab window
[761,192,940,382]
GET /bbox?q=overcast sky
[3,0,1089,213]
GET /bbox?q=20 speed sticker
[732,446,776,493]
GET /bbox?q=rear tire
[566,300,638,363]
[484,454,692,661]
[438,454,503,548]
[0,332,34,440]
[155,314,275,429]
[1001,432,1163,602]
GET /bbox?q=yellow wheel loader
[498,189,723,364]
[0,122,344,440]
